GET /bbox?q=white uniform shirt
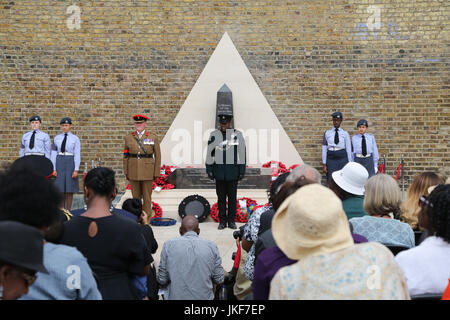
[395,236,450,296]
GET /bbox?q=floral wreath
[262,161,289,185]
[210,197,258,223]
[262,161,287,171]
[153,164,178,190]
[151,201,163,219]
[126,165,178,191]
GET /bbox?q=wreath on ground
[210,197,258,223]
[178,194,211,223]
[151,201,163,219]
[149,202,176,226]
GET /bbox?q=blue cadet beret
[218,114,233,124]
[29,115,41,122]
[60,117,72,125]
[332,111,343,119]
[357,119,369,127]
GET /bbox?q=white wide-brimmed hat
[332,162,369,196]
[272,184,354,261]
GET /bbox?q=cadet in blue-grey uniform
[51,117,81,210]
[19,115,52,160]
[322,111,352,181]
[351,119,379,177]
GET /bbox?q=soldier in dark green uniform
[206,114,246,230]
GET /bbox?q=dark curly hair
[84,167,116,197]
[0,165,63,229]
[425,184,450,244]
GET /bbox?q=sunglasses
[418,195,434,208]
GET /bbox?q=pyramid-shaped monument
[160,32,303,168]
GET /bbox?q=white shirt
[395,236,450,296]
[137,130,146,139]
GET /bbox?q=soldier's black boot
[218,221,227,230]
[227,221,237,229]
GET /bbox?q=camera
[232,225,245,240]
[231,225,246,261]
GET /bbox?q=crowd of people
[0,154,449,300]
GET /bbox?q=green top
[342,196,367,220]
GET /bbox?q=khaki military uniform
[123,130,161,216]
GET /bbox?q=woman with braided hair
[395,183,450,296]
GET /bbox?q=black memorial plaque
[215,84,234,128]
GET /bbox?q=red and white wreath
[210,197,258,224]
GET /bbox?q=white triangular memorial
[160,32,303,168]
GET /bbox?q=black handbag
[146,263,159,300]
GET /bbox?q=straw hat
[332,162,368,196]
[272,184,354,260]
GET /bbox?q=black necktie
[361,135,367,156]
[29,131,36,149]
[334,128,339,145]
[61,133,68,153]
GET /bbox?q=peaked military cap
[218,114,232,124]
[132,114,149,123]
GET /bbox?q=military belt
[128,153,153,159]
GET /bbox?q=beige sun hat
[272,184,354,261]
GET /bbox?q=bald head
[180,215,200,235]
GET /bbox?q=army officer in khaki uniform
[123,114,161,217]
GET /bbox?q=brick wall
[0,0,448,191]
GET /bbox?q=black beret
[60,117,72,125]
[357,119,369,127]
[332,112,343,119]
[29,115,41,122]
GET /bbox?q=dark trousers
[216,180,238,224]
